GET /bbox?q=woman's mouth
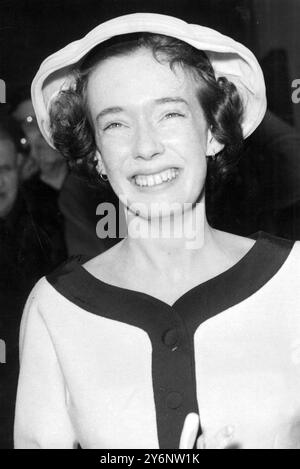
[133,168,180,187]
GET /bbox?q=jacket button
[162,328,179,350]
[166,392,183,409]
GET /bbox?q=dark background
[1,0,299,130]
[1,0,256,94]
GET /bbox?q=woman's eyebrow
[96,106,124,122]
[154,97,189,106]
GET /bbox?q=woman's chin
[124,198,196,221]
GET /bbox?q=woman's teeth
[134,168,179,187]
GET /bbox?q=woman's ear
[94,150,107,175]
[206,128,224,156]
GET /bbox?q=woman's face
[86,48,209,218]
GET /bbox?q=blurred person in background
[0,114,65,448]
[12,94,67,265]
[13,94,68,188]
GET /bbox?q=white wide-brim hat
[31,12,267,153]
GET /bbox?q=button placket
[166,391,183,409]
[152,307,199,447]
[162,327,180,351]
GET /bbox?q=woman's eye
[103,122,123,131]
[164,112,185,119]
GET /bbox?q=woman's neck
[84,198,255,303]
[122,199,216,273]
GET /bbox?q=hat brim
[31,12,267,151]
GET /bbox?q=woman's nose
[133,120,164,160]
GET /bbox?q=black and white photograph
[1,0,300,451]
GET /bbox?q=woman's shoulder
[20,275,65,337]
[21,256,94,332]
[245,230,300,280]
[25,275,57,304]
[213,229,298,283]
[42,245,125,311]
[22,255,89,310]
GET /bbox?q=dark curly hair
[49,32,244,190]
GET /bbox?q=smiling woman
[14,13,300,449]
[49,32,244,222]
[49,33,243,196]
